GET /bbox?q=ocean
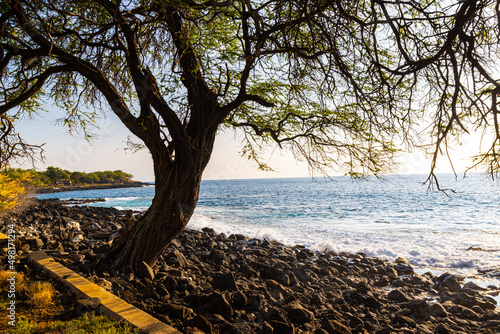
[37,173,500,283]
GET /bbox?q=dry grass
[24,281,55,309]
[0,270,26,293]
[4,312,141,334]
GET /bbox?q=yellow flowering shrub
[0,174,25,211]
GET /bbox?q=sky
[12,106,315,181]
[10,104,482,182]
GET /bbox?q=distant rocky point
[35,181,151,194]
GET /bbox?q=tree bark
[105,131,215,269]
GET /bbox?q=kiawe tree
[1,0,500,268]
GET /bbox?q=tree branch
[8,0,150,144]
[0,65,71,115]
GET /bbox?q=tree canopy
[2,167,134,185]
[1,1,499,177]
[2,0,500,266]
[1,1,499,183]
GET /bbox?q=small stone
[394,263,414,275]
[391,278,405,287]
[169,238,182,248]
[123,271,134,282]
[142,283,160,299]
[231,290,248,308]
[463,281,487,291]
[165,249,189,268]
[233,234,249,241]
[262,321,274,334]
[163,276,179,291]
[202,227,215,235]
[280,273,294,286]
[270,320,295,334]
[186,315,213,334]
[478,298,497,310]
[416,324,433,334]
[460,306,481,320]
[471,305,484,314]
[20,244,30,253]
[265,279,280,288]
[314,329,329,334]
[25,237,44,249]
[92,277,112,291]
[297,249,314,260]
[75,297,101,314]
[392,314,417,328]
[248,238,260,246]
[157,283,170,298]
[395,257,410,265]
[435,323,452,334]
[156,302,193,320]
[322,319,352,334]
[137,261,155,280]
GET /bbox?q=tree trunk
[105,149,207,269]
[103,76,221,269]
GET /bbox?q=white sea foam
[39,174,500,285]
[188,208,500,286]
[104,197,136,201]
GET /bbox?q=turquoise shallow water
[37,174,500,276]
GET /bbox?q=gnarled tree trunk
[105,126,217,269]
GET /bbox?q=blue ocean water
[37,174,500,276]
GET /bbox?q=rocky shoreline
[34,181,151,194]
[2,199,500,333]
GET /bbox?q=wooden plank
[28,251,183,334]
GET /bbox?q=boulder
[143,283,160,299]
[284,301,315,324]
[25,237,44,249]
[270,320,295,334]
[394,263,414,275]
[463,281,487,291]
[429,302,449,317]
[163,275,179,292]
[185,314,213,334]
[201,292,233,316]
[416,324,433,334]
[156,302,193,320]
[20,244,30,253]
[405,299,430,320]
[212,272,238,291]
[392,314,417,328]
[442,275,461,292]
[165,249,189,268]
[322,319,352,334]
[387,289,410,302]
[156,283,170,298]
